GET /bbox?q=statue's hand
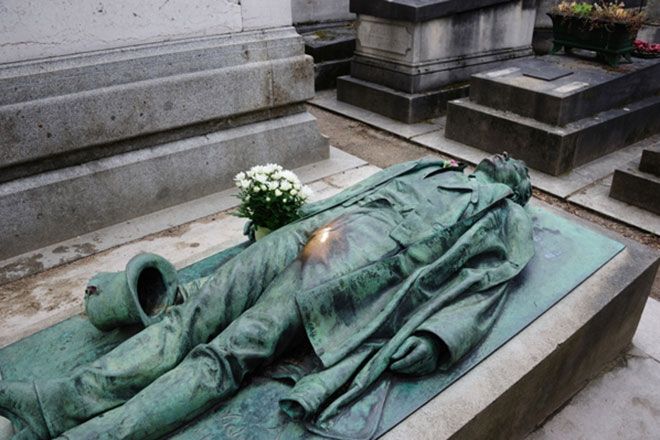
[389,335,440,376]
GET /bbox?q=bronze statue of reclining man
[0,154,534,440]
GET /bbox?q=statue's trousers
[57,266,306,440]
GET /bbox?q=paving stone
[527,353,660,440]
[634,298,660,363]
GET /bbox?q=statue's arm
[412,282,510,371]
[389,333,448,375]
[391,202,534,375]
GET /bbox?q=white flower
[240,179,250,189]
[290,189,298,196]
[301,186,313,199]
[275,189,282,197]
[272,172,282,180]
[254,186,261,193]
[235,171,246,180]
[281,170,297,182]
[266,197,271,202]
[263,163,281,174]
[283,198,288,202]
[268,181,279,191]
[280,180,292,191]
[254,174,268,184]
[260,185,267,191]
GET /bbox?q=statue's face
[475,154,532,206]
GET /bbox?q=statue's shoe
[0,382,49,440]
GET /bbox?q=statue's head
[474,153,532,206]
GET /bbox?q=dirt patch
[0,253,45,285]
[307,106,452,168]
[73,242,97,255]
[141,222,193,241]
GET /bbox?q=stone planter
[548,13,639,66]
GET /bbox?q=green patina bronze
[84,253,179,331]
[0,155,623,440]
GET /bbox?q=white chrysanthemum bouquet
[234,164,313,236]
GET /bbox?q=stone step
[469,56,660,126]
[445,95,660,176]
[337,75,469,123]
[610,164,660,215]
[640,145,660,176]
[0,29,315,183]
[0,113,328,261]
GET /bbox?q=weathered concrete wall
[0,0,292,64]
[0,0,327,261]
[291,0,354,25]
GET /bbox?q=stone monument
[336,0,536,123]
[445,56,660,175]
[293,0,357,89]
[610,144,660,213]
[0,0,328,261]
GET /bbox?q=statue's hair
[510,160,532,206]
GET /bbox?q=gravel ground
[308,105,660,299]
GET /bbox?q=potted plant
[234,164,313,240]
[548,2,646,66]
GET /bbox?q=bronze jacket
[279,159,534,436]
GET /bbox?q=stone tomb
[293,0,356,90]
[0,203,657,439]
[445,56,660,176]
[0,0,328,262]
[299,25,357,90]
[610,144,660,215]
[336,0,536,123]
